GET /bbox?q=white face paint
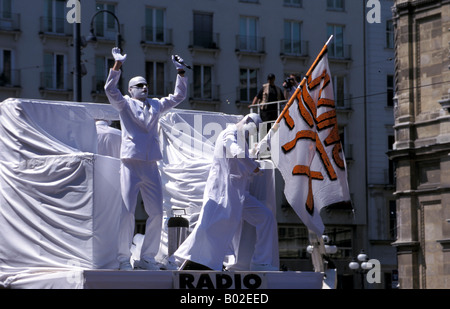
[128,76,148,101]
[129,84,148,100]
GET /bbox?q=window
[386,20,394,49]
[327,0,344,10]
[284,0,302,7]
[193,12,213,48]
[193,65,212,99]
[278,225,309,259]
[94,56,114,92]
[327,24,344,58]
[239,16,258,51]
[145,61,165,96]
[283,21,302,55]
[387,75,394,107]
[1,0,12,19]
[388,135,395,185]
[44,52,66,89]
[389,200,397,239]
[44,0,65,33]
[95,2,118,39]
[0,49,12,86]
[334,75,346,107]
[239,68,257,102]
[145,7,165,43]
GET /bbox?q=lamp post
[86,10,122,51]
[86,9,123,91]
[73,21,82,102]
[73,9,123,102]
[349,249,373,289]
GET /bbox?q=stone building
[390,0,450,289]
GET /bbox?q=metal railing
[40,72,73,91]
[39,17,72,36]
[189,31,220,49]
[236,35,265,53]
[280,39,309,57]
[0,12,20,31]
[141,26,172,45]
[0,69,20,87]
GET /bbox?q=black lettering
[216,274,233,289]
[179,274,195,289]
[243,274,262,289]
[196,273,215,289]
[234,273,241,289]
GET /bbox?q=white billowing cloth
[95,120,121,158]
[0,99,122,275]
[0,98,277,287]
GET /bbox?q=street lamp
[73,9,123,102]
[86,10,123,91]
[86,10,123,51]
[349,249,373,289]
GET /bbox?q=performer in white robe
[174,114,278,271]
[95,119,122,159]
[104,47,188,270]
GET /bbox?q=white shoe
[119,261,133,271]
[162,260,179,270]
[250,263,278,271]
[136,258,161,270]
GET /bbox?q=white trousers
[175,192,276,270]
[117,159,163,263]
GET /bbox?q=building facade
[0,0,397,288]
[391,0,450,289]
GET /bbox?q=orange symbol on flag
[281,69,345,215]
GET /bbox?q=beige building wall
[391,0,450,289]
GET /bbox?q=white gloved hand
[172,55,185,70]
[112,47,127,63]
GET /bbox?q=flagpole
[254,35,334,155]
[274,35,334,125]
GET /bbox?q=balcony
[235,35,265,60]
[89,24,125,47]
[0,12,21,40]
[328,44,352,64]
[39,72,73,100]
[0,69,21,97]
[39,17,73,44]
[280,39,309,64]
[0,69,20,87]
[188,31,220,57]
[140,26,173,53]
[189,83,221,111]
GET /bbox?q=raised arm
[104,47,128,111]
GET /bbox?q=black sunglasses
[131,83,147,88]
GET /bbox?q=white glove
[172,55,185,70]
[112,47,127,63]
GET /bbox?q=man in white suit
[105,47,187,270]
[174,114,278,271]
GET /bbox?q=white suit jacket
[104,69,187,161]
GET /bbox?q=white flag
[271,48,351,235]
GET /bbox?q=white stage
[0,98,333,289]
[0,268,327,289]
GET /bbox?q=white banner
[271,50,351,235]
